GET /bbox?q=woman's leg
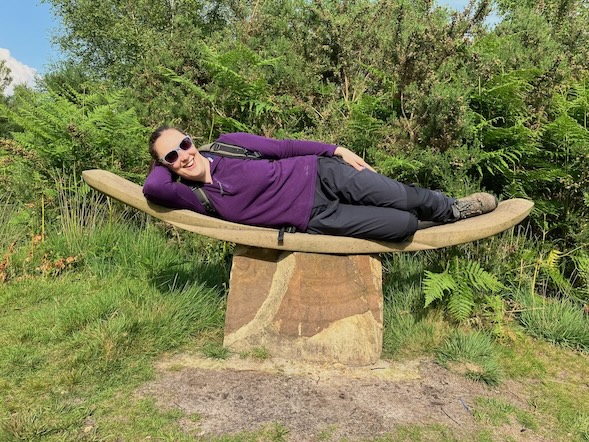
[307,202,418,242]
[316,157,456,222]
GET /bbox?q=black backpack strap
[199,141,263,159]
[191,186,296,242]
[277,226,297,244]
[190,185,217,215]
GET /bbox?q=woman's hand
[334,146,376,172]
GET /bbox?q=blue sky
[0,0,473,93]
[1,0,61,93]
[1,0,60,72]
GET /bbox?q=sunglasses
[159,136,193,165]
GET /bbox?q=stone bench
[82,170,534,366]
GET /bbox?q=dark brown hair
[148,125,172,161]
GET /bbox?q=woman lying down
[143,127,497,243]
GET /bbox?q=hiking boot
[452,192,498,220]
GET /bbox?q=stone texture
[224,246,383,366]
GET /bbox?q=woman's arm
[143,162,202,211]
[217,132,375,171]
[217,133,337,159]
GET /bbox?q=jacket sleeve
[142,163,203,212]
[217,132,338,159]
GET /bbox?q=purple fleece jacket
[143,132,338,231]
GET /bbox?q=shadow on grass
[145,256,231,300]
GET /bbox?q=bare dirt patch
[138,354,544,441]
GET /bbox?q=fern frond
[424,258,504,322]
[447,282,475,322]
[572,252,589,300]
[544,114,589,147]
[572,253,589,283]
[476,145,524,176]
[463,260,504,292]
[159,67,214,103]
[546,266,574,298]
[544,249,563,270]
[423,270,456,307]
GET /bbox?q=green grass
[0,189,229,440]
[0,271,225,440]
[522,340,589,441]
[382,253,452,358]
[436,330,502,385]
[497,332,547,379]
[473,397,538,430]
[201,341,232,359]
[372,424,469,441]
[515,289,589,351]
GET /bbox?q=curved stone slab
[82,169,534,254]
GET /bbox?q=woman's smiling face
[154,128,210,182]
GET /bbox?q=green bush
[1,85,150,178]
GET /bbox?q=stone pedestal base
[223,245,383,366]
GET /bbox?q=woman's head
[149,126,210,182]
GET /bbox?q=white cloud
[0,48,38,96]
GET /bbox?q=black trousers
[306,157,456,242]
